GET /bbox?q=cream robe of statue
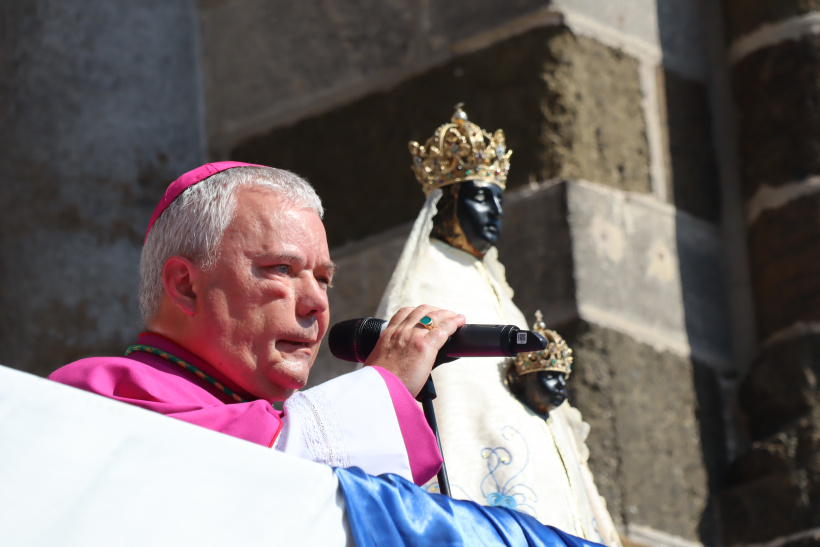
[377,188,621,547]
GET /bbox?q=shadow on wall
[657,0,732,544]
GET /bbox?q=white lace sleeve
[275,384,352,468]
[273,367,413,481]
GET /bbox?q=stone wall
[717,1,820,544]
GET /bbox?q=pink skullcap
[144,161,264,242]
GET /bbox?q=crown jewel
[408,103,512,194]
[513,310,573,378]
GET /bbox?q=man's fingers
[387,306,416,327]
[399,305,440,328]
[400,306,463,333]
[368,305,466,397]
[429,311,466,337]
[385,305,466,349]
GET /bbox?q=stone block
[497,182,578,326]
[426,0,550,48]
[551,0,661,48]
[747,193,820,340]
[732,35,820,199]
[557,319,725,544]
[724,0,820,42]
[657,68,721,224]
[554,0,710,80]
[572,182,729,365]
[232,26,649,247]
[539,31,650,193]
[718,406,820,545]
[738,332,820,440]
[499,180,731,367]
[198,0,417,147]
[717,471,817,545]
[780,533,820,547]
[720,341,820,544]
[0,3,203,375]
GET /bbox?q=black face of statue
[537,371,568,412]
[506,367,568,418]
[456,181,504,254]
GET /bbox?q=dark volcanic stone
[231,25,649,247]
[496,182,577,324]
[722,329,820,544]
[657,68,720,223]
[780,532,820,547]
[747,193,820,340]
[739,332,820,440]
[539,31,650,194]
[724,0,820,43]
[717,470,817,545]
[732,35,820,199]
[719,407,820,544]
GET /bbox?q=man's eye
[473,191,486,202]
[271,265,290,275]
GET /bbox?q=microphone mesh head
[328,318,385,363]
[328,319,362,362]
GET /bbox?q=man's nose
[296,275,329,318]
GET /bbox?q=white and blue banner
[0,365,602,547]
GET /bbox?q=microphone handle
[331,319,520,364]
[441,324,518,358]
[328,317,546,363]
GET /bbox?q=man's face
[456,180,504,254]
[190,186,335,401]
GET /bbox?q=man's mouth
[283,340,313,347]
[278,339,316,352]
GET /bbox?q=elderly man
[50,162,464,486]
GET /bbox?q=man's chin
[265,360,310,395]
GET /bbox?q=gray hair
[139,166,323,323]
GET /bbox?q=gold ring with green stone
[418,315,435,330]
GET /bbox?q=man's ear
[161,256,199,317]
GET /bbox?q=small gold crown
[408,103,512,195]
[513,310,573,378]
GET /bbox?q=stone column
[717,1,820,545]
[0,2,205,375]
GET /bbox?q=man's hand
[364,305,466,397]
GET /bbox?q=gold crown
[513,310,573,378]
[408,103,512,195]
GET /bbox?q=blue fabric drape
[335,467,606,547]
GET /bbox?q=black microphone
[328,317,548,366]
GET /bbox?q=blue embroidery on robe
[423,426,538,519]
[479,425,537,517]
